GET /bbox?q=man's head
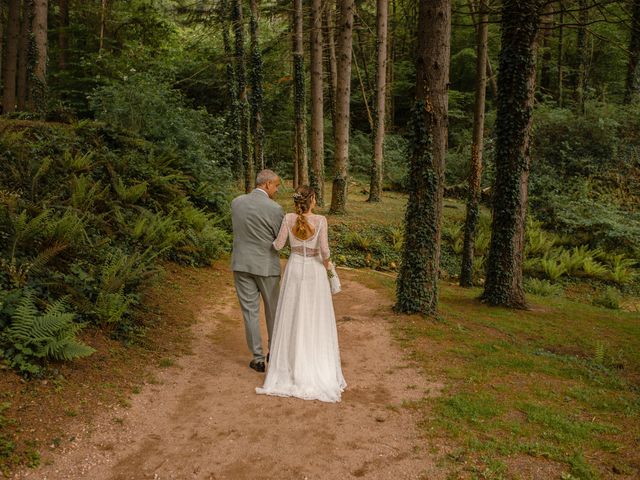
[256,169,281,199]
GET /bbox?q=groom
[231,169,284,373]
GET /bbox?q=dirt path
[14,268,444,480]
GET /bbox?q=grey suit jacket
[231,189,285,276]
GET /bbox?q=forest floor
[2,187,639,480]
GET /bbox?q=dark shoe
[249,360,265,373]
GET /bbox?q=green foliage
[525,278,563,297]
[1,291,95,375]
[592,287,622,310]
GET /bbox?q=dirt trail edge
[14,267,445,480]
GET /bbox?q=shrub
[525,278,563,297]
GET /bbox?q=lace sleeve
[320,216,330,261]
[273,216,289,251]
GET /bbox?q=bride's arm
[320,216,331,269]
[272,215,289,251]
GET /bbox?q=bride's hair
[292,185,315,240]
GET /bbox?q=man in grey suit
[231,169,284,373]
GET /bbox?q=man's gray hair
[256,169,278,186]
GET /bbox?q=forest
[0,0,639,478]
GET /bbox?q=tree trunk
[330,0,355,215]
[557,1,564,106]
[233,0,253,192]
[310,0,325,205]
[0,2,4,87]
[387,0,396,127]
[2,0,20,114]
[58,0,69,69]
[576,0,588,113]
[467,0,497,99]
[395,0,451,316]
[249,0,264,171]
[481,0,543,309]
[16,0,31,111]
[324,3,338,133]
[293,0,308,188]
[539,2,554,95]
[31,0,48,111]
[221,0,243,184]
[625,0,640,102]
[460,0,488,287]
[368,0,388,203]
[99,0,107,53]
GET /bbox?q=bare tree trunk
[16,0,31,111]
[395,0,451,316]
[330,0,355,215]
[324,3,337,131]
[310,0,325,205]
[460,0,488,287]
[249,0,264,171]
[99,0,107,53]
[233,0,253,192]
[539,2,554,95]
[31,0,48,111]
[293,0,308,187]
[625,0,640,102]
[467,0,497,98]
[368,0,388,203]
[0,2,5,87]
[557,0,564,106]
[482,0,544,308]
[2,0,20,113]
[58,0,69,69]
[387,0,396,127]
[576,0,588,113]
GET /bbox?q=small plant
[581,257,609,279]
[540,255,567,281]
[525,278,563,297]
[526,220,556,256]
[1,291,95,375]
[607,254,637,285]
[592,287,621,310]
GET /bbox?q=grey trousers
[233,271,280,362]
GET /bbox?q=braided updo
[292,185,316,240]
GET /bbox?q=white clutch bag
[328,264,341,294]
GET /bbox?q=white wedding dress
[256,213,347,403]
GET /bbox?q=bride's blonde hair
[292,185,315,240]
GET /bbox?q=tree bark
[387,0,396,127]
[460,0,488,287]
[557,1,564,106]
[576,0,588,113]
[16,0,31,111]
[58,0,69,69]
[395,0,451,316]
[481,0,543,308]
[310,0,325,205]
[324,3,338,133]
[368,0,388,203]
[233,0,253,192]
[221,0,243,184]
[625,0,640,102]
[249,0,264,171]
[2,0,20,114]
[99,0,107,53]
[330,0,355,215]
[0,2,4,87]
[31,0,48,111]
[292,0,308,188]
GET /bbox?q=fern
[70,175,109,211]
[113,177,147,204]
[61,150,94,172]
[3,292,95,374]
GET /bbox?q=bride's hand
[324,259,332,270]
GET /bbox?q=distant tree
[31,0,48,111]
[330,0,355,214]
[367,0,389,203]
[395,0,451,316]
[292,0,308,188]
[2,0,20,114]
[539,2,554,95]
[460,0,488,288]
[249,0,264,171]
[324,2,338,129]
[576,0,589,113]
[482,0,545,308]
[626,0,640,102]
[310,0,325,204]
[58,0,69,69]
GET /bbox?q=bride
[256,185,347,403]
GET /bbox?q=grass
[326,182,640,479]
